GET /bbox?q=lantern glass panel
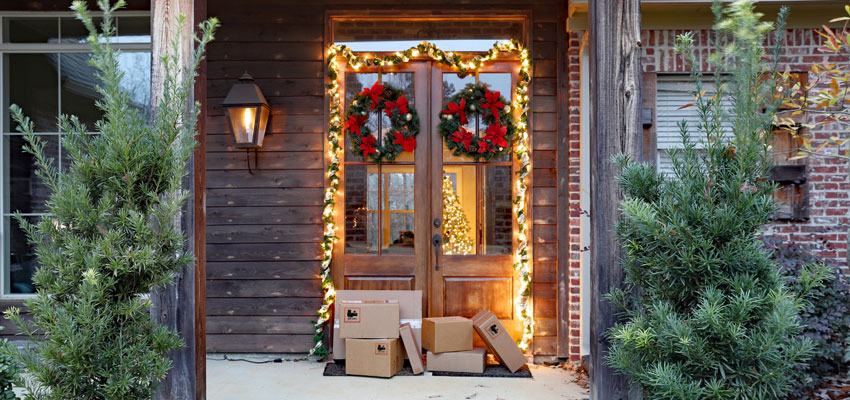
[257,105,269,147]
[227,106,255,146]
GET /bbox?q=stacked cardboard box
[422,316,487,374]
[334,291,425,378]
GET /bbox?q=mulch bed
[810,374,850,400]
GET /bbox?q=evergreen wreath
[439,82,516,161]
[345,81,419,163]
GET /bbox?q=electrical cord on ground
[206,354,308,363]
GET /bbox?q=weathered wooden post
[150,0,206,398]
[588,0,642,398]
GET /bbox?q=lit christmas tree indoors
[442,174,474,255]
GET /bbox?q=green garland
[439,82,517,161]
[313,40,533,358]
[345,81,420,163]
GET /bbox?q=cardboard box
[422,316,473,353]
[345,338,404,378]
[333,290,422,360]
[472,310,527,373]
[426,348,486,374]
[399,323,424,374]
[338,300,399,339]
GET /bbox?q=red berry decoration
[439,83,516,161]
[345,81,419,163]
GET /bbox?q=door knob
[431,234,441,271]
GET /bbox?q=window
[1,14,151,296]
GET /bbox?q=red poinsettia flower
[360,82,384,110]
[384,95,409,117]
[484,122,508,148]
[477,140,492,154]
[482,90,505,118]
[359,134,377,156]
[345,115,368,136]
[393,132,417,152]
[450,127,474,151]
[442,98,468,125]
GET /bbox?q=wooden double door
[332,59,523,336]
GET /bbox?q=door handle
[431,234,441,271]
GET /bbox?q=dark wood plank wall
[203,0,564,355]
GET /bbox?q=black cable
[206,354,307,364]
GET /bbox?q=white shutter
[656,75,733,175]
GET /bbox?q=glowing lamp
[221,72,269,149]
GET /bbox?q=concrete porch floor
[207,354,589,400]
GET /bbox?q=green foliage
[764,238,850,398]
[2,1,217,399]
[0,339,21,400]
[605,1,824,399]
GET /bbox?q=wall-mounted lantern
[221,72,270,174]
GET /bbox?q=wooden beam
[193,0,208,398]
[588,0,642,398]
[150,0,200,399]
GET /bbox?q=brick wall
[640,28,850,270]
[565,27,850,362]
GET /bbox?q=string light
[311,39,534,357]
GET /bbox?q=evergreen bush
[605,1,828,398]
[0,339,20,400]
[764,238,850,398]
[2,1,217,399]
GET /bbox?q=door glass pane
[344,73,380,161]
[7,135,58,214]
[482,165,512,254]
[344,165,378,254]
[381,72,415,162]
[478,73,513,162]
[6,53,59,132]
[6,216,40,294]
[442,73,476,163]
[383,165,414,254]
[441,167,477,255]
[4,18,58,43]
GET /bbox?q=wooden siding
[204,0,566,354]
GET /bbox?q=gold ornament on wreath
[345,81,419,163]
[439,82,516,161]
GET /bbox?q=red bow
[484,123,508,148]
[451,128,474,150]
[442,98,468,125]
[477,140,492,154]
[385,95,409,117]
[360,82,384,109]
[393,132,417,152]
[482,90,505,118]
[359,134,377,156]
[345,115,368,136]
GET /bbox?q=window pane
[6,54,59,132]
[60,52,151,129]
[6,216,40,294]
[443,74,476,163]
[4,18,58,43]
[345,165,378,254]
[442,168,476,255]
[115,17,151,43]
[344,73,379,161]
[7,135,58,214]
[478,73,513,162]
[383,166,414,254]
[482,165,512,254]
[382,72,415,162]
[59,17,103,44]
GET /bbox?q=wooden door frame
[427,61,526,337]
[330,61,430,307]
